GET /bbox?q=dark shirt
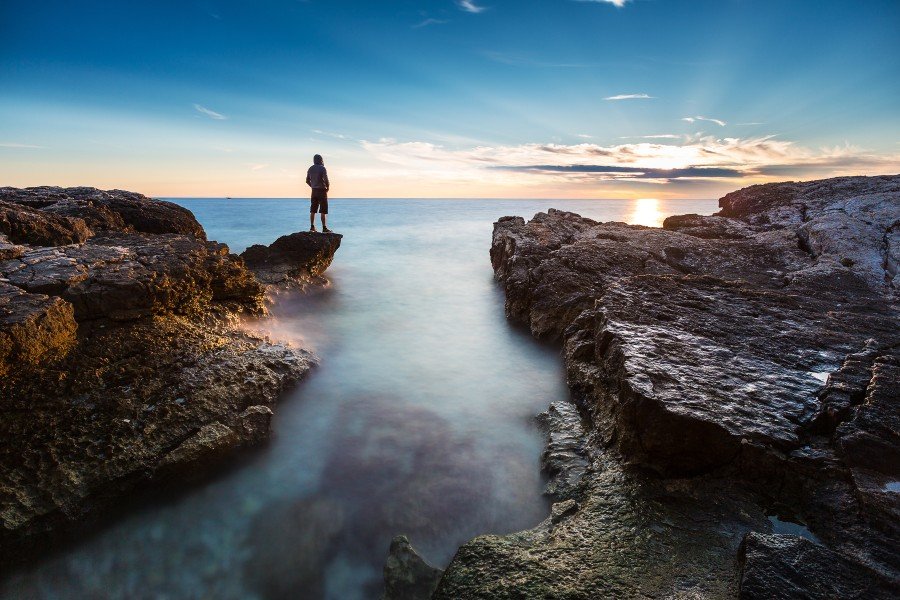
[306,164,329,190]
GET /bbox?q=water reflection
[628,198,662,227]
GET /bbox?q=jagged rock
[0,186,205,238]
[241,231,342,286]
[0,282,77,378]
[0,187,319,564]
[0,200,92,246]
[738,532,896,599]
[448,176,900,597]
[382,535,444,600]
[0,316,314,561]
[536,401,590,498]
[550,499,578,524]
[0,233,265,320]
[436,455,768,599]
[663,213,752,239]
[153,422,241,481]
[0,234,25,260]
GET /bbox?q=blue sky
[1,0,898,197]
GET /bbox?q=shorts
[310,189,328,214]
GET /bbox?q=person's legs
[309,195,319,231]
[320,197,330,232]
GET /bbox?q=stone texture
[0,282,77,378]
[0,200,92,246]
[443,175,900,598]
[738,532,897,599]
[0,187,326,564]
[0,186,205,238]
[241,231,342,286]
[382,535,444,600]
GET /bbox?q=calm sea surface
[1,198,717,599]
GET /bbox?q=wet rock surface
[240,231,342,287]
[0,187,318,564]
[382,535,444,600]
[441,176,900,598]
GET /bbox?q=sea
[0,197,717,599]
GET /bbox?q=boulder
[241,231,342,286]
[382,535,444,600]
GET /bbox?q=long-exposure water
[1,198,716,599]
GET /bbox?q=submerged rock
[382,535,444,600]
[0,187,317,563]
[241,231,342,287]
[446,175,900,597]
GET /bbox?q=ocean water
[1,198,717,599]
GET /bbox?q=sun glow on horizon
[628,198,663,227]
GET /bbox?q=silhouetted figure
[306,154,331,233]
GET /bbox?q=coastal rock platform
[437,176,900,598]
[0,187,317,563]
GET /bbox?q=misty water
[1,198,716,599]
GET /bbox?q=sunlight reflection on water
[629,198,663,227]
[1,198,717,599]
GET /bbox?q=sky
[1,0,898,198]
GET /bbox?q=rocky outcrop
[441,175,899,598]
[0,187,317,563]
[382,535,444,600]
[241,231,342,287]
[0,186,205,238]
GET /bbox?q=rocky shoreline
[430,176,899,598]
[0,187,339,564]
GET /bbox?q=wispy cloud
[621,134,681,139]
[604,93,654,101]
[193,104,227,120]
[457,0,486,13]
[413,17,448,28]
[577,0,631,7]
[312,129,351,140]
[248,163,269,171]
[682,115,726,127]
[0,142,44,149]
[575,134,593,139]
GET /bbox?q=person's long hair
[313,154,324,165]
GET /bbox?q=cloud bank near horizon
[357,135,900,188]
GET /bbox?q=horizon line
[160,196,719,201]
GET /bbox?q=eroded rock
[382,535,444,600]
[241,231,342,287]
[0,187,319,563]
[453,175,900,597]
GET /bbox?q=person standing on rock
[306,154,332,233]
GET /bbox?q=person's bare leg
[310,212,315,231]
[321,213,327,231]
